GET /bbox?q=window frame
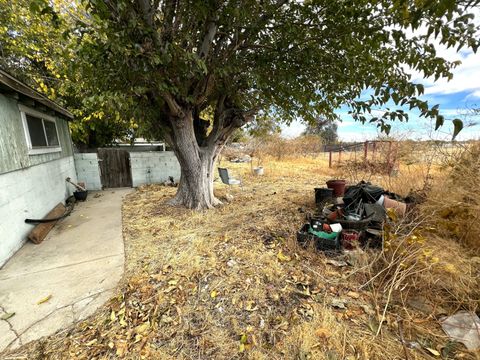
[19,104,62,155]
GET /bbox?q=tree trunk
[168,110,223,210]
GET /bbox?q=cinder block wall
[0,157,76,267]
[130,151,181,187]
[74,153,102,190]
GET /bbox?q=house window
[19,105,61,155]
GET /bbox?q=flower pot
[341,230,361,250]
[383,196,406,217]
[326,179,347,197]
[74,190,88,201]
[314,188,334,205]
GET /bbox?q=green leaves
[452,119,463,140]
[3,0,479,145]
[435,115,445,130]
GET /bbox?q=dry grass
[3,146,480,360]
[421,143,480,251]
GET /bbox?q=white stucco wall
[74,153,102,190]
[130,151,181,187]
[0,156,76,267]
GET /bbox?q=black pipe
[24,196,76,224]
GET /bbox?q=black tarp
[343,181,384,211]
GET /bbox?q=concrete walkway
[0,188,131,352]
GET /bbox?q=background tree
[3,0,480,209]
[304,118,339,144]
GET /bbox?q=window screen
[44,120,59,146]
[26,115,47,147]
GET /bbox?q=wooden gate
[97,148,132,188]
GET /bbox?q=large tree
[7,0,480,209]
[304,118,339,144]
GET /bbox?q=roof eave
[0,69,73,120]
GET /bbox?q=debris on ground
[298,180,410,253]
[325,259,349,267]
[36,294,52,305]
[230,154,251,163]
[3,155,480,360]
[162,176,178,187]
[440,311,480,350]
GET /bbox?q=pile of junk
[297,179,411,253]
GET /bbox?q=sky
[281,18,480,142]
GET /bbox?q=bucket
[74,190,88,201]
[341,230,361,250]
[383,196,406,217]
[253,167,264,176]
[326,179,347,197]
[314,188,334,205]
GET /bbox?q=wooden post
[339,149,342,164]
[364,141,368,162]
[372,141,377,161]
[329,151,332,168]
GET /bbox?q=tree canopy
[0,0,143,147]
[2,0,479,208]
[66,0,478,135]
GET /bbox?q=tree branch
[207,104,258,146]
[198,16,218,59]
[160,0,178,50]
[136,0,153,26]
[162,93,183,117]
[227,0,288,55]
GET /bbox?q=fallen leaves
[135,321,150,335]
[346,291,360,299]
[277,250,291,262]
[86,338,97,346]
[426,347,441,357]
[0,312,15,320]
[36,294,52,305]
[245,300,258,312]
[238,331,256,353]
[331,298,347,309]
[315,327,331,339]
[326,259,349,267]
[116,340,128,357]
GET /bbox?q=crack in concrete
[0,253,123,281]
[0,304,21,347]
[17,287,114,341]
[1,287,114,351]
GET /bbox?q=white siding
[0,156,76,267]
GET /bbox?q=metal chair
[218,168,242,189]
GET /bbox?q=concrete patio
[0,188,131,352]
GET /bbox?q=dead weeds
[3,153,480,360]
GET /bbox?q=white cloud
[410,7,480,97]
[467,90,480,99]
[423,50,480,95]
[280,119,305,138]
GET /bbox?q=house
[0,69,76,267]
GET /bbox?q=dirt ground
[3,155,480,360]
